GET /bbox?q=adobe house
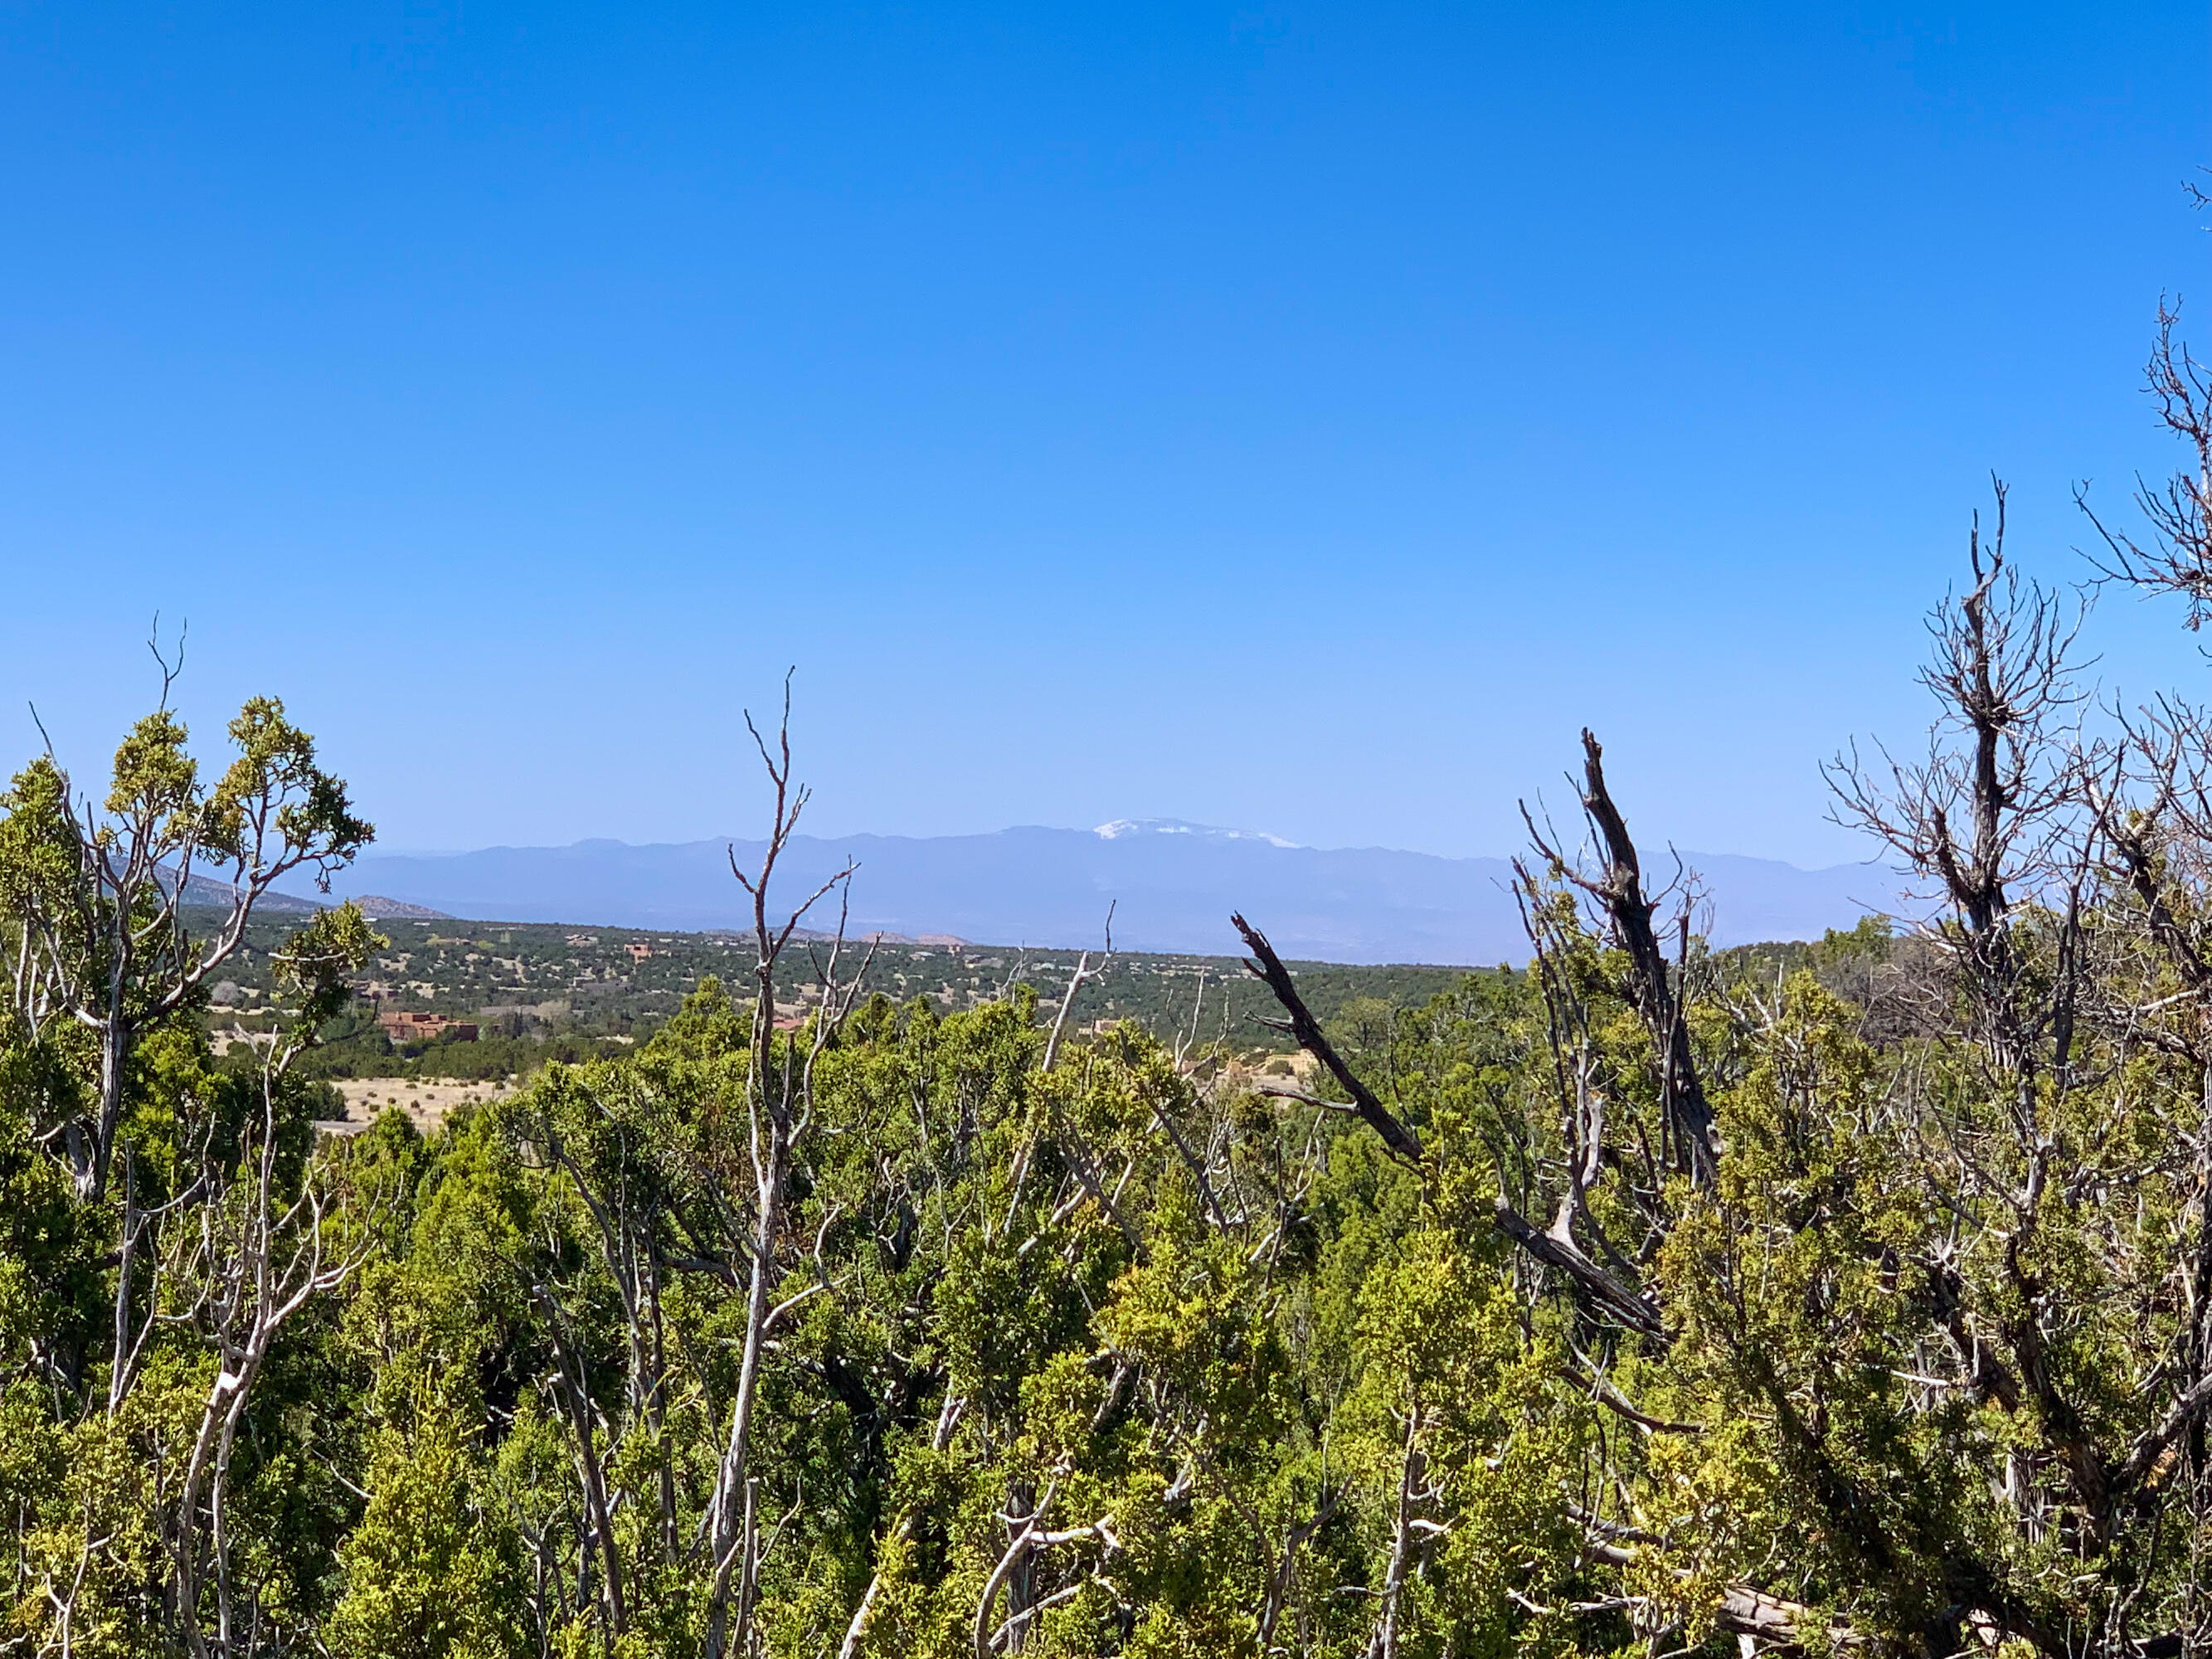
[377,1010,480,1044]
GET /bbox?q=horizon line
[341,823,1899,877]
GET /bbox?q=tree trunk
[706,1127,788,1659]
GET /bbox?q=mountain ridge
[293,822,1912,966]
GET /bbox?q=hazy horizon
[299,819,1913,964]
[345,817,1900,877]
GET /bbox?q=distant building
[625,942,654,961]
[378,1010,479,1044]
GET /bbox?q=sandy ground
[313,1048,1305,1140]
[316,1077,515,1138]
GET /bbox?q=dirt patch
[316,1076,516,1138]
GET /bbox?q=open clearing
[316,1076,515,1137]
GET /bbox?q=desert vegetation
[189,907,1473,1091]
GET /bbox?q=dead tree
[1523,729,1719,1189]
[1364,1407,1439,1659]
[703,674,871,1659]
[1232,737,1803,1641]
[166,905,381,1656]
[1231,915,1422,1163]
[1042,902,1114,1073]
[971,1477,1120,1658]
[1232,752,1680,1336]
[1828,481,2090,1081]
[2083,298,2212,625]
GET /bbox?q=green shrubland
[16,304,2212,1658]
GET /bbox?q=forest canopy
[17,260,2212,1659]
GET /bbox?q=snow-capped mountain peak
[1091,818,1299,849]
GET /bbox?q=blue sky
[1,2,2206,865]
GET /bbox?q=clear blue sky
[2,2,2206,865]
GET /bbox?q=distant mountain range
[284,820,1913,966]
[176,873,447,921]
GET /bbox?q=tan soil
[316,1076,516,1138]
